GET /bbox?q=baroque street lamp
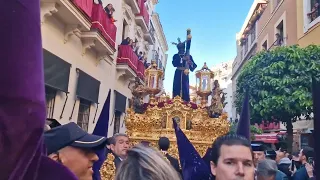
[195,62,214,107]
[145,60,164,105]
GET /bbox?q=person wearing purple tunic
[0,1,77,179]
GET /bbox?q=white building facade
[40,0,167,137]
[232,0,266,120]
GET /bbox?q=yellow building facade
[297,0,320,46]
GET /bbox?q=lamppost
[145,60,164,105]
[195,62,214,107]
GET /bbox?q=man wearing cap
[45,122,109,180]
[252,143,267,167]
[252,144,288,180]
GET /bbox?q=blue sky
[156,0,253,94]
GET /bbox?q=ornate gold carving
[101,62,229,179]
[101,153,116,180]
[125,96,230,157]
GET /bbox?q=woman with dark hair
[121,37,131,45]
[104,4,116,23]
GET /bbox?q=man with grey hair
[110,133,130,168]
[256,159,278,180]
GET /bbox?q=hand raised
[305,163,314,178]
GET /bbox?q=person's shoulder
[167,154,179,162]
[37,156,78,180]
[276,170,287,177]
[275,170,288,180]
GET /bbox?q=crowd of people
[252,143,315,180]
[42,121,315,180]
[121,37,150,69]
[1,1,317,180]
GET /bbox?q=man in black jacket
[292,147,315,180]
[158,137,181,173]
[110,133,130,169]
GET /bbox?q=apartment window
[122,20,129,41]
[45,86,57,119]
[77,99,91,132]
[262,40,268,50]
[113,111,122,134]
[304,0,320,32]
[273,0,281,9]
[243,41,248,55]
[308,0,320,22]
[250,24,256,43]
[275,21,284,46]
[240,48,244,60]
[113,91,127,134]
[159,60,163,69]
[309,0,320,22]
[43,49,71,119]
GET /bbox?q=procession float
[101,29,230,179]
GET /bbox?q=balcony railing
[117,45,145,79]
[91,4,117,48]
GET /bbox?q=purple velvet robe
[0,1,77,179]
[172,54,197,102]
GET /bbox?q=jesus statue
[172,40,197,102]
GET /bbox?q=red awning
[254,132,285,144]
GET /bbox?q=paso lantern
[145,60,164,104]
[195,62,214,107]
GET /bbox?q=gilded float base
[100,96,230,179]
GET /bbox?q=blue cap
[44,122,108,154]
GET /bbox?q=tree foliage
[229,122,263,141]
[235,45,320,124]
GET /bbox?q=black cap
[251,143,266,152]
[44,122,108,154]
[46,118,61,128]
[292,151,299,157]
[265,150,277,160]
